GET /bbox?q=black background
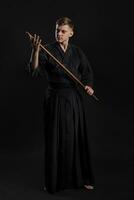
[0,0,134,199]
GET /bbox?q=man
[29,17,95,194]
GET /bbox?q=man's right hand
[30,34,42,52]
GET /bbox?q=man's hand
[30,34,42,52]
[85,85,94,95]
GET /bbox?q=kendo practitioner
[28,17,95,194]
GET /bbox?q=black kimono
[30,41,95,193]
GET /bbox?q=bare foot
[43,186,47,191]
[84,185,94,190]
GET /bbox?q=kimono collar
[55,41,71,55]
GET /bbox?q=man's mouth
[57,37,63,40]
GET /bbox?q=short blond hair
[56,17,74,30]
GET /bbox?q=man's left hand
[85,85,94,95]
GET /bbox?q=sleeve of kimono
[28,50,48,77]
[78,48,94,87]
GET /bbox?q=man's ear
[70,31,74,37]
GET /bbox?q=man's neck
[59,41,69,52]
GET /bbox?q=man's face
[55,24,73,43]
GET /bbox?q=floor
[0,149,133,200]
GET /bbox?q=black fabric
[43,85,94,193]
[29,42,94,193]
[38,41,93,87]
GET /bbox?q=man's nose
[58,31,62,35]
